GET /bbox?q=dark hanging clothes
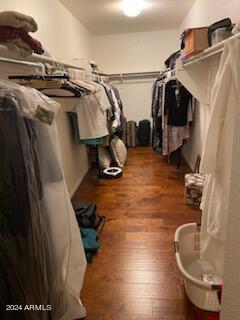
[164,51,180,69]
[151,74,165,152]
[112,87,123,111]
[165,80,191,126]
[0,91,53,320]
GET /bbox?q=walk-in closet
[1,1,240,320]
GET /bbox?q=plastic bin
[174,223,221,314]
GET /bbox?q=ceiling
[59,0,195,36]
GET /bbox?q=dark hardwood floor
[73,147,201,320]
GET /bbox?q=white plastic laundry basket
[174,223,221,312]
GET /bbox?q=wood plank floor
[73,147,201,320]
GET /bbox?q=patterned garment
[152,77,164,152]
[162,115,190,156]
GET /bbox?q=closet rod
[0,54,109,78]
[109,71,162,81]
[0,55,108,77]
[92,71,108,76]
[0,45,85,71]
[0,56,43,68]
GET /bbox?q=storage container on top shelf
[184,27,209,58]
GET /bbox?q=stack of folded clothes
[0,11,44,57]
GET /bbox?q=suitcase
[126,121,137,147]
[138,120,151,146]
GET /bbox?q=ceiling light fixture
[121,0,145,17]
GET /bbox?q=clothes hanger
[8,56,68,81]
[120,73,124,84]
[8,74,68,80]
[68,69,93,95]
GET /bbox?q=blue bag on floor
[80,227,100,263]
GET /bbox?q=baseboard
[69,176,82,198]
[181,153,194,172]
[69,166,90,198]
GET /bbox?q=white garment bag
[37,121,87,320]
[0,79,87,319]
[200,38,240,275]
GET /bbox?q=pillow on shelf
[110,136,127,168]
[98,146,112,169]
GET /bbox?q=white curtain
[200,37,240,275]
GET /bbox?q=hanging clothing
[0,80,87,319]
[67,111,105,145]
[152,74,165,151]
[11,76,89,98]
[164,51,180,69]
[40,82,84,97]
[73,94,110,140]
[162,115,190,156]
[164,79,192,126]
[112,86,123,111]
[37,120,87,320]
[110,88,121,130]
[0,91,52,320]
[92,81,112,111]
[200,37,240,275]
[97,82,124,134]
[0,79,59,124]
[151,70,192,156]
[97,81,115,109]
[68,68,98,94]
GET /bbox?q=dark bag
[80,227,100,263]
[138,120,151,146]
[208,18,233,46]
[126,121,137,147]
[73,202,101,229]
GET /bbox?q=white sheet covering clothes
[0,79,59,124]
[37,121,87,320]
[0,79,87,319]
[200,37,240,275]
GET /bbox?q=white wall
[0,0,93,62]
[180,0,240,169]
[94,29,179,124]
[0,0,94,194]
[114,80,154,123]
[180,0,240,32]
[55,100,90,196]
[182,101,209,169]
[94,29,179,74]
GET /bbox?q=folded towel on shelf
[0,26,44,55]
[0,11,38,33]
